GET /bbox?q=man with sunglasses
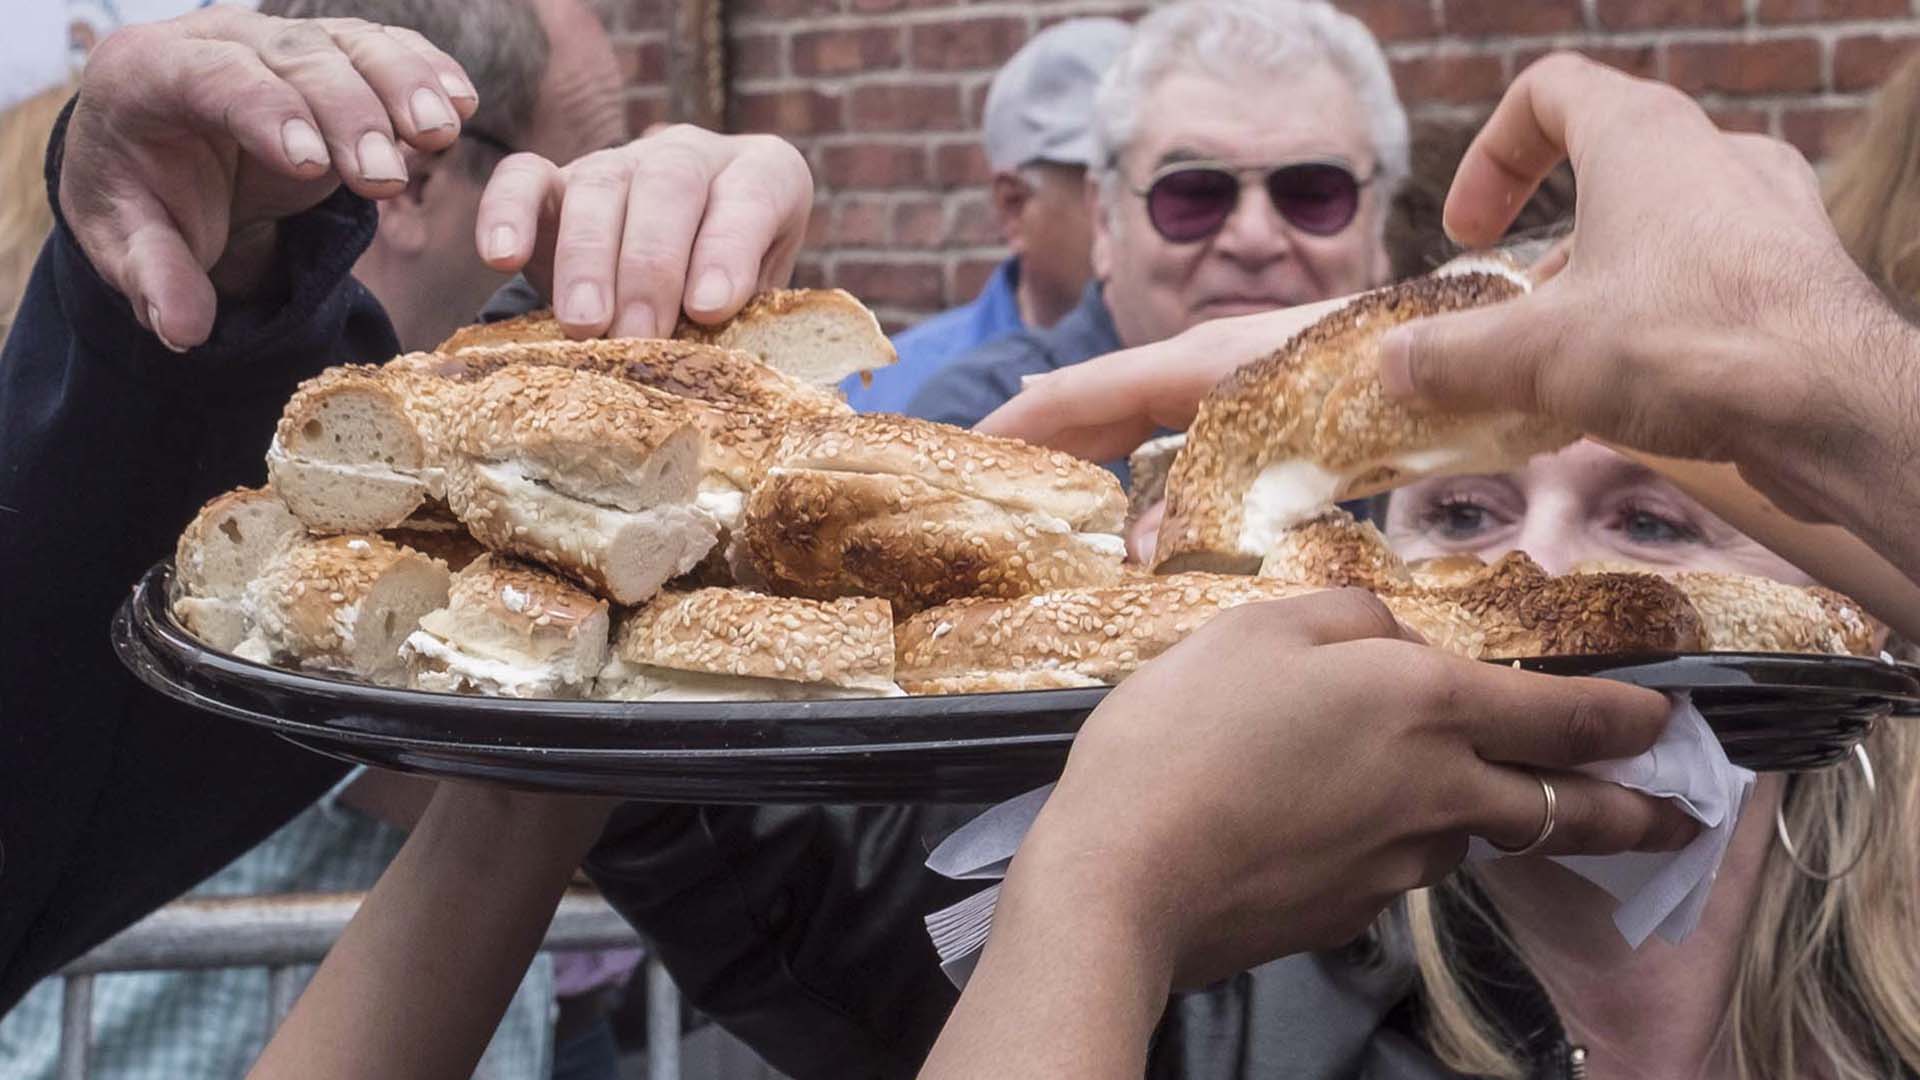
[906,0,1402,477]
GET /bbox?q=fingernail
[616,304,658,339]
[356,131,407,184]
[409,87,457,133]
[688,269,731,312]
[148,302,185,354]
[485,224,517,262]
[439,71,478,103]
[1378,327,1414,398]
[281,118,328,168]
[563,281,606,325]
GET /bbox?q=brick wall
[612,0,1920,329]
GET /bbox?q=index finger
[1443,53,1686,248]
[1455,664,1672,768]
[976,299,1341,457]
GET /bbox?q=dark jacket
[0,103,380,1011]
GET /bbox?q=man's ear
[375,157,435,257]
[989,172,1032,253]
[1087,172,1114,282]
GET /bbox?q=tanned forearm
[917,827,1173,1080]
[248,785,610,1080]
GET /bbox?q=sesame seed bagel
[402,554,611,698]
[673,287,896,390]
[739,467,1127,617]
[895,574,1319,694]
[444,365,719,604]
[597,588,902,699]
[1155,261,1578,575]
[239,534,451,684]
[1573,561,1880,655]
[390,336,845,419]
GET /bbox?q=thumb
[1378,291,1567,415]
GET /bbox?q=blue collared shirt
[842,259,1027,413]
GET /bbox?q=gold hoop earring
[1775,743,1877,882]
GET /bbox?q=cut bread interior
[402,554,611,698]
[1155,259,1578,575]
[445,365,721,604]
[239,534,451,684]
[596,588,902,700]
[267,366,464,533]
[675,288,896,389]
[171,486,304,651]
[895,574,1317,694]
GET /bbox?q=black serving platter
[114,561,1920,803]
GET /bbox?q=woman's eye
[1428,500,1494,539]
[1619,508,1698,544]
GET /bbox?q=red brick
[730,33,785,81]
[933,142,993,188]
[821,143,929,188]
[967,80,992,127]
[621,0,667,31]
[1834,34,1920,92]
[803,200,831,248]
[1782,105,1865,159]
[892,198,948,247]
[1390,53,1507,105]
[835,259,946,307]
[791,257,830,290]
[1707,104,1773,134]
[849,83,966,131]
[1339,0,1441,42]
[830,198,891,246]
[624,97,668,135]
[1444,0,1583,36]
[948,194,1002,246]
[792,27,902,76]
[614,39,668,84]
[731,89,843,135]
[730,0,835,18]
[1512,45,1660,81]
[1758,0,1907,22]
[1667,39,1822,95]
[953,257,1005,301]
[909,18,1028,71]
[1593,0,1742,28]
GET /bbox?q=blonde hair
[1826,52,1920,306]
[0,83,71,343]
[1401,716,1920,1079]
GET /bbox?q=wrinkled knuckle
[617,246,685,289]
[263,22,334,64]
[1332,587,1400,640]
[1558,690,1614,763]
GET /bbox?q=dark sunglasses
[1130,158,1376,244]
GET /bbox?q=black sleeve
[585,803,983,1080]
[0,101,397,1013]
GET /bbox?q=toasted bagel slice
[1156,261,1577,574]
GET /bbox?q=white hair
[1091,0,1410,195]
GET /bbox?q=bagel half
[1156,261,1577,574]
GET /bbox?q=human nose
[1209,176,1298,265]
[1511,512,1606,576]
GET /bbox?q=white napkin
[923,693,1754,985]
